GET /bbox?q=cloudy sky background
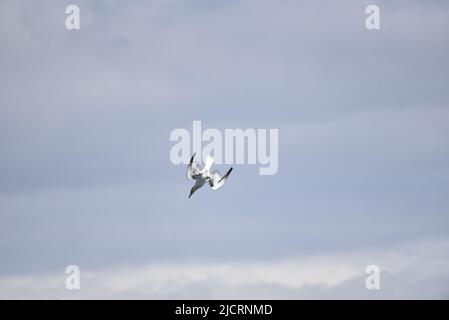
[1,0,449,298]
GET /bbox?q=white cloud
[1,237,449,299]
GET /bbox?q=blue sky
[1,0,449,298]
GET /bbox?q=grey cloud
[1,0,449,298]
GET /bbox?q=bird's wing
[204,155,214,171]
[209,167,233,191]
[187,153,201,180]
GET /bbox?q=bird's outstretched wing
[209,167,233,191]
[187,153,201,180]
[204,155,214,171]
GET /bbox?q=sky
[1,0,449,299]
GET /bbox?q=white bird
[187,153,233,199]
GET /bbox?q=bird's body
[187,153,233,198]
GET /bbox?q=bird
[187,153,233,199]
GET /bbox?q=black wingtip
[218,167,233,184]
